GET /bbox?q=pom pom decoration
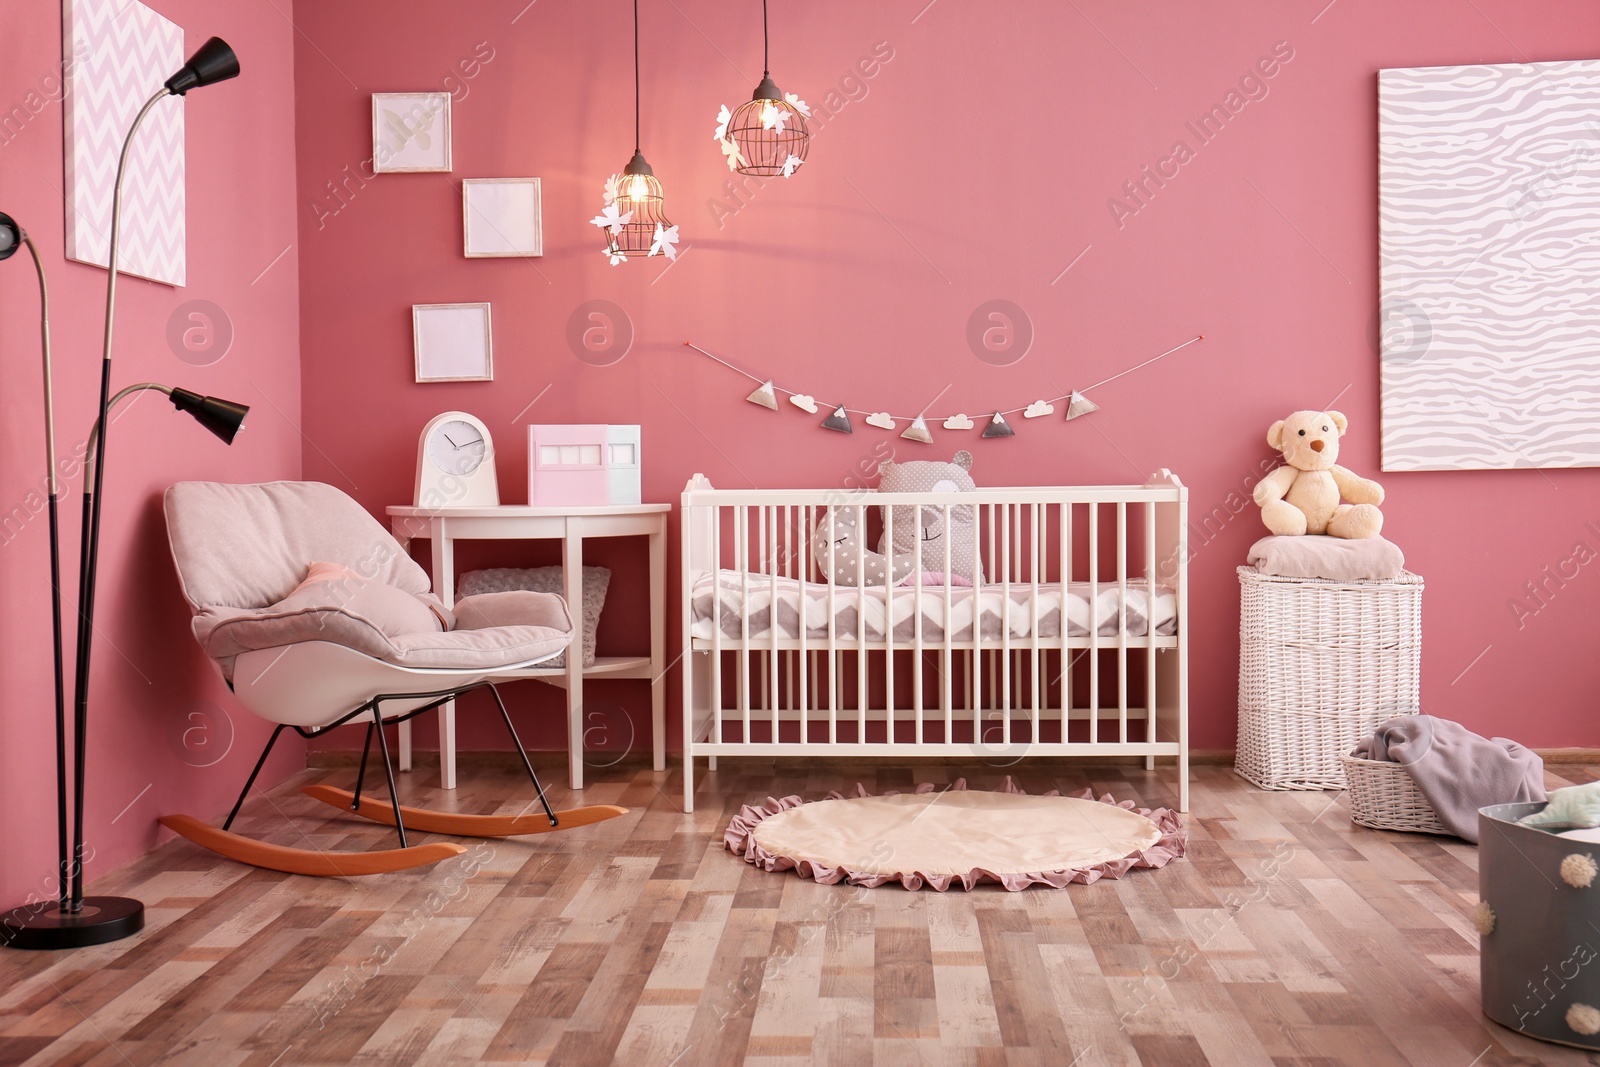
[1561,853,1598,888]
[1471,899,1496,935]
[1568,1003,1600,1036]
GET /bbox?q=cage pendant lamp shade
[608,152,670,259]
[721,0,810,177]
[728,83,810,177]
[594,1,677,264]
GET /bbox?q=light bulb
[625,175,651,201]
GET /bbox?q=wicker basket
[1234,567,1423,790]
[1339,753,1448,834]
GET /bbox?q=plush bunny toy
[1253,410,1385,538]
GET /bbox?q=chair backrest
[164,481,432,617]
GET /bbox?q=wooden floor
[2,755,1596,1067]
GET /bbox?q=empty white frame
[373,92,452,173]
[413,303,493,383]
[463,178,543,257]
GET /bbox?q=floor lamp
[0,37,245,951]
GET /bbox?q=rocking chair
[160,480,626,876]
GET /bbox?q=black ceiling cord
[633,0,641,152]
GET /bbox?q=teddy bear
[1252,410,1385,539]
[877,451,984,582]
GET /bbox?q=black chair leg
[371,711,409,848]
[351,719,375,811]
[223,723,286,832]
[487,683,558,826]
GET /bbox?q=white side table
[387,503,670,790]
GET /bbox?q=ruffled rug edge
[722,776,1187,892]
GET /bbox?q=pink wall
[291,0,1600,760]
[0,3,303,909]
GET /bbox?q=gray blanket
[1351,715,1546,843]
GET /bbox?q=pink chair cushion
[203,561,446,663]
[165,481,573,677]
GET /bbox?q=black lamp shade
[168,388,248,444]
[164,37,240,96]
[0,213,20,261]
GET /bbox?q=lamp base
[0,896,144,950]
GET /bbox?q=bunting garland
[684,336,1204,442]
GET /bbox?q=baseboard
[310,746,1599,771]
[1534,748,1600,765]
[308,749,1246,770]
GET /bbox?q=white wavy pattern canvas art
[1379,60,1600,470]
[64,0,186,287]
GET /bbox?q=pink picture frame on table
[528,425,641,506]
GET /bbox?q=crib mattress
[690,571,1178,643]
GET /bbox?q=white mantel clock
[415,411,500,507]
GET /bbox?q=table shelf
[388,503,668,790]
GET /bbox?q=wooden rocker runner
[159,481,627,876]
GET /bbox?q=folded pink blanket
[1351,714,1545,843]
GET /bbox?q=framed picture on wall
[413,303,493,382]
[64,0,187,285]
[372,92,452,173]
[462,178,543,257]
[1379,58,1600,470]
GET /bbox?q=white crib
[678,471,1189,812]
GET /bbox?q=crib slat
[884,498,895,741]
[785,506,794,717]
[943,504,954,741]
[1061,501,1071,736]
[759,506,769,723]
[1030,503,1041,746]
[769,506,780,743]
[825,502,838,742]
[738,506,751,744]
[1088,501,1099,743]
[1000,502,1011,749]
[855,501,867,742]
[1117,501,1128,744]
[710,512,722,751]
[1146,499,1159,758]
[970,510,983,744]
[798,506,809,735]
[912,499,923,745]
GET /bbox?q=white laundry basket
[1234,567,1423,790]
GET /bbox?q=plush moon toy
[811,506,916,587]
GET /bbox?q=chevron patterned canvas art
[64,0,186,287]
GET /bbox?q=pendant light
[714,0,810,178]
[593,0,677,264]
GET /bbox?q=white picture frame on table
[372,92,452,174]
[463,178,543,257]
[413,303,493,383]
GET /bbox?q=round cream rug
[724,778,1186,891]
